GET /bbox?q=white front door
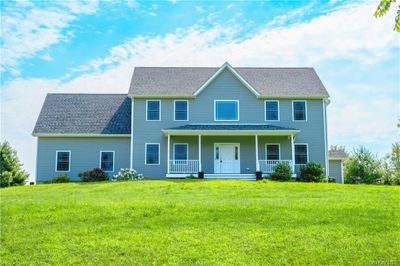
[214,144,240,174]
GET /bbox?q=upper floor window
[145,143,160,165]
[146,100,160,121]
[100,151,114,172]
[266,144,280,160]
[215,100,239,121]
[56,151,70,172]
[265,100,279,121]
[293,101,307,121]
[174,100,188,121]
[295,144,308,164]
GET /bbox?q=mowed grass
[1,181,399,265]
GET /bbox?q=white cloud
[0,1,99,75]
[1,1,399,180]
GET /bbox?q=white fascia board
[193,62,260,97]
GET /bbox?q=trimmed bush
[269,162,292,181]
[79,168,108,182]
[112,168,143,181]
[52,174,69,183]
[299,162,325,182]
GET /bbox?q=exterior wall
[329,159,344,183]
[132,69,327,178]
[36,137,130,182]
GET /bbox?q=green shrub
[52,174,69,183]
[79,168,108,182]
[299,162,325,182]
[186,174,197,179]
[269,162,292,181]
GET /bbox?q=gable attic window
[214,100,239,121]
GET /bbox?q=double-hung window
[173,144,188,164]
[147,100,160,121]
[215,100,239,121]
[293,101,307,121]
[56,151,70,172]
[265,101,279,121]
[266,144,280,160]
[174,100,188,121]
[295,144,308,164]
[100,151,114,172]
[146,143,160,165]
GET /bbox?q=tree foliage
[374,0,400,32]
[381,143,400,185]
[0,141,29,187]
[344,147,382,184]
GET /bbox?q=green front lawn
[1,180,399,265]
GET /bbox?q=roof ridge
[133,66,314,69]
[47,93,128,95]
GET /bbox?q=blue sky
[1,0,399,179]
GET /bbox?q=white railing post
[255,134,260,171]
[291,134,295,173]
[167,134,170,174]
[198,135,202,172]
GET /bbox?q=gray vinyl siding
[132,69,328,178]
[329,160,343,183]
[36,137,130,182]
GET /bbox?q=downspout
[323,98,329,177]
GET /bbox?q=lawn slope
[1,181,399,265]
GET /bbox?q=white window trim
[214,100,240,122]
[173,143,189,163]
[99,150,115,172]
[264,100,280,121]
[146,100,161,121]
[174,100,189,121]
[145,143,160,165]
[265,143,281,160]
[292,100,307,122]
[294,143,309,164]
[55,150,71,172]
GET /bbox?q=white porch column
[255,134,260,171]
[198,135,202,172]
[167,134,170,174]
[291,134,295,173]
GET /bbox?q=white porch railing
[169,160,199,174]
[258,160,293,173]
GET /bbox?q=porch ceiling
[162,124,299,136]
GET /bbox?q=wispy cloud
[0,1,99,75]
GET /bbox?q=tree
[0,141,29,187]
[381,143,400,185]
[344,146,382,184]
[374,0,400,32]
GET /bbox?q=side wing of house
[33,94,131,182]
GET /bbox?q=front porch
[163,124,302,178]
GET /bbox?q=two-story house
[33,62,336,182]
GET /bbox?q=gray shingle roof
[166,124,298,131]
[329,150,348,160]
[129,66,329,97]
[33,94,131,135]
